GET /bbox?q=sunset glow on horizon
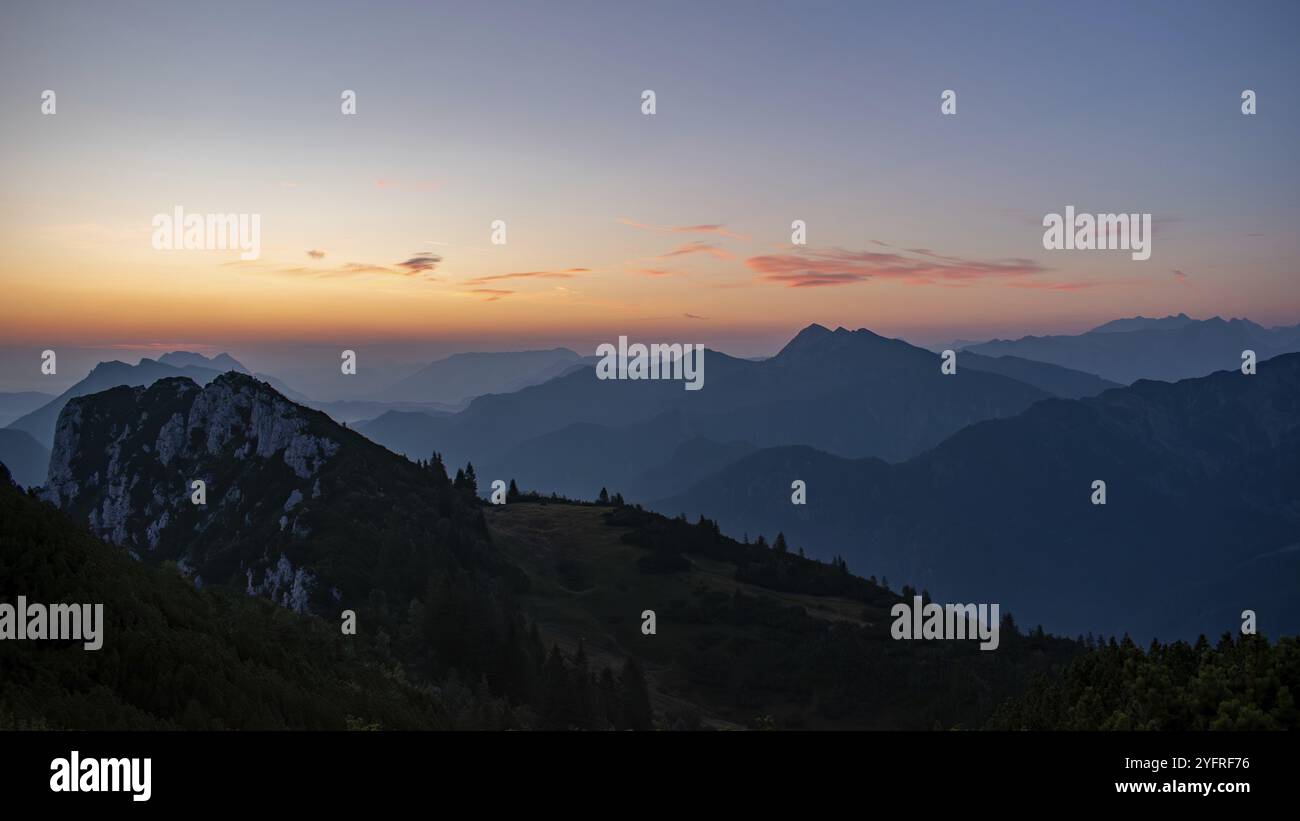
[3,0,1298,357]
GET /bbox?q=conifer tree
[619,658,653,731]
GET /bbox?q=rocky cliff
[43,372,498,616]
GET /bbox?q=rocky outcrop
[40,370,497,621]
[42,373,342,612]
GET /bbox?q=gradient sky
[2,0,1298,364]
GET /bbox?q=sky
[1,0,1298,376]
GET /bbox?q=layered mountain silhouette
[1089,312,1199,334]
[655,353,1300,640]
[960,351,1119,398]
[0,391,54,427]
[0,428,49,488]
[159,350,310,402]
[14,341,1299,729]
[298,399,456,424]
[26,372,1093,730]
[358,325,1114,500]
[378,348,587,405]
[7,359,230,450]
[5,352,306,449]
[158,350,247,372]
[963,315,1300,384]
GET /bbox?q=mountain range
[3,317,1296,646]
[23,369,1094,730]
[962,315,1300,384]
[7,359,228,450]
[358,325,1117,501]
[9,329,1298,729]
[5,352,305,450]
[379,347,588,404]
[654,353,1300,640]
[0,390,54,428]
[0,428,48,488]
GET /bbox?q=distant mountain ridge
[358,324,1116,501]
[157,350,310,402]
[1088,312,1197,334]
[5,352,309,451]
[0,428,49,488]
[158,350,247,371]
[0,391,55,428]
[965,315,1300,384]
[380,348,587,404]
[654,352,1300,640]
[7,359,229,450]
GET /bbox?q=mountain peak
[158,350,247,373]
[1088,313,1197,334]
[43,373,346,607]
[89,359,132,374]
[774,323,896,363]
[773,324,831,356]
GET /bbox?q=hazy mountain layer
[0,428,49,488]
[0,391,55,428]
[7,359,226,449]
[380,348,586,404]
[655,354,1300,640]
[359,325,1098,501]
[965,316,1300,384]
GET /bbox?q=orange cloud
[469,288,512,301]
[465,268,588,284]
[746,246,1049,288]
[263,261,443,282]
[660,241,735,261]
[280,262,402,277]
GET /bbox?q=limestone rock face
[42,370,496,619]
[43,374,341,613]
